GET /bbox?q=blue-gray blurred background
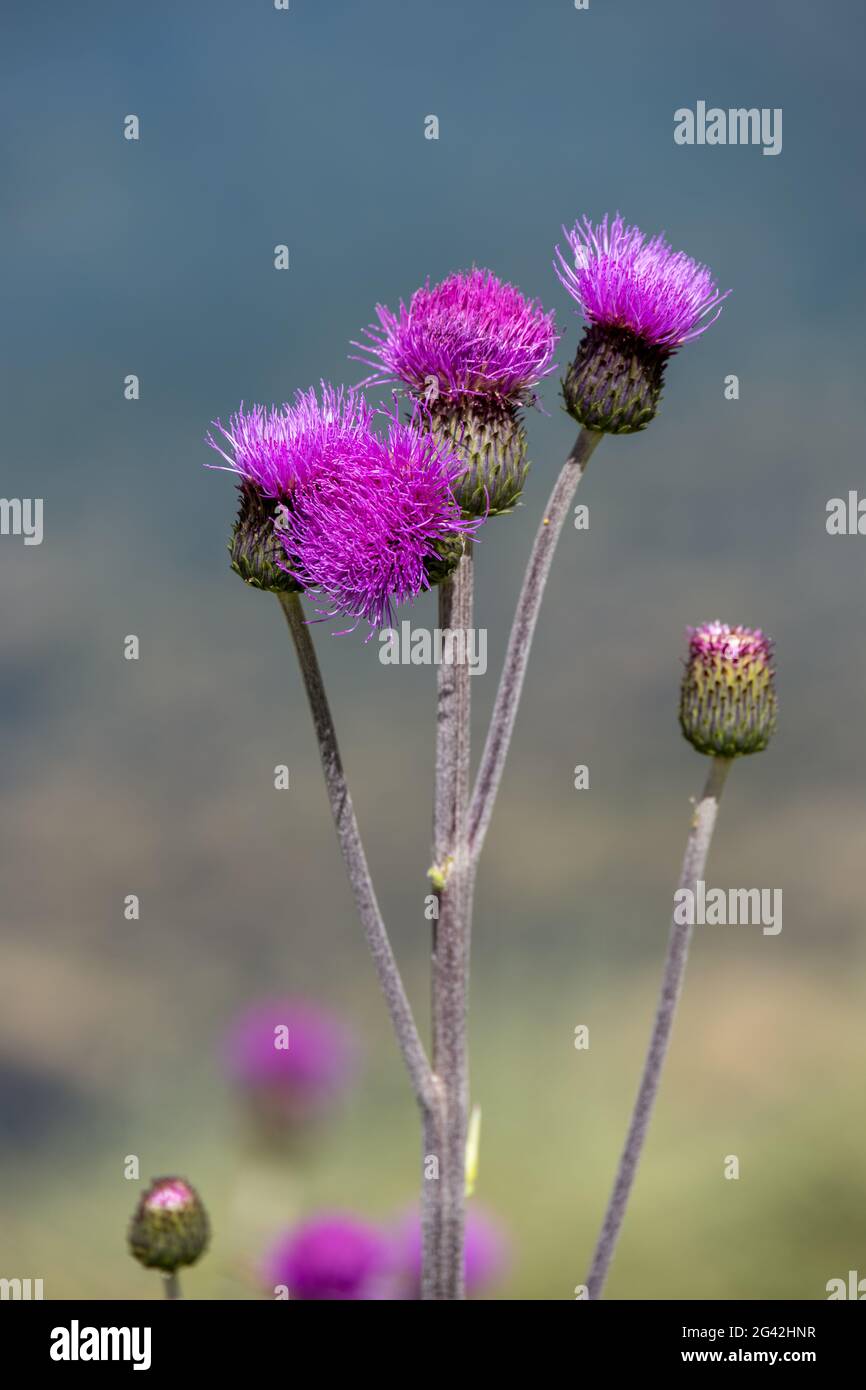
[2,0,865,1299]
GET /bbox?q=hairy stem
[425,550,474,1299]
[468,427,602,864]
[585,755,733,1299]
[277,592,435,1116]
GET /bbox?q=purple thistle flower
[391,1205,509,1298]
[224,998,357,1128]
[687,621,772,665]
[206,383,475,609]
[263,1214,390,1301]
[555,213,729,349]
[282,401,480,632]
[555,214,730,434]
[206,386,373,502]
[354,268,558,406]
[680,622,777,758]
[354,270,559,517]
[206,386,377,593]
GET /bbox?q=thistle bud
[562,324,669,435]
[229,484,300,593]
[128,1177,210,1273]
[679,622,777,758]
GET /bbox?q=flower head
[207,387,376,592]
[354,271,559,515]
[206,386,373,502]
[263,1214,390,1301]
[282,402,479,631]
[555,214,729,349]
[355,268,558,407]
[224,998,357,1128]
[206,385,476,611]
[555,215,729,434]
[680,622,777,758]
[391,1205,508,1298]
[128,1177,210,1273]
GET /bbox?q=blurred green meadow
[3,950,865,1299]
[3,0,866,1300]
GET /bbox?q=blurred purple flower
[354,268,559,406]
[224,998,357,1125]
[392,1205,509,1298]
[555,213,729,348]
[263,1213,390,1301]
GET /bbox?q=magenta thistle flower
[206,387,375,592]
[282,402,480,631]
[354,269,559,516]
[263,1214,390,1301]
[355,268,558,405]
[555,214,728,349]
[206,387,372,500]
[224,998,357,1129]
[206,385,474,610]
[391,1205,508,1299]
[680,622,777,758]
[554,214,729,434]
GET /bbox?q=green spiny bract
[428,397,529,517]
[229,483,300,593]
[562,324,670,435]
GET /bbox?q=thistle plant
[585,623,777,1299]
[470,215,729,869]
[354,268,558,1296]
[205,212,730,1300]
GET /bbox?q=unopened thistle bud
[679,622,777,758]
[555,214,729,434]
[128,1177,210,1273]
[229,483,300,592]
[353,269,558,516]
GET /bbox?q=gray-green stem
[585,755,733,1299]
[163,1271,182,1300]
[425,549,474,1300]
[468,427,603,864]
[277,593,435,1117]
